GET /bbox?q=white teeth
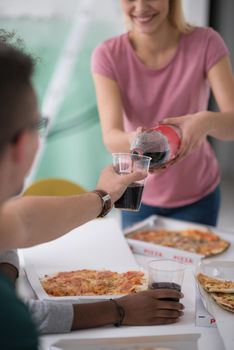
[134,15,154,23]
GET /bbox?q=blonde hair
[168,0,194,34]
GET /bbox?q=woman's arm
[162,56,234,161]
[93,74,136,152]
[206,55,234,139]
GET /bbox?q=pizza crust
[211,292,234,313]
[197,272,234,293]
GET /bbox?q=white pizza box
[50,333,201,350]
[195,260,234,350]
[124,215,234,265]
[195,285,216,328]
[21,218,143,302]
[124,215,205,265]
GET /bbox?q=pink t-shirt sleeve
[205,28,229,73]
[91,43,117,81]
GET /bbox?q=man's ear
[11,131,30,164]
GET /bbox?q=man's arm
[0,250,183,333]
[71,289,184,329]
[0,193,104,250]
[0,250,74,334]
[27,289,184,333]
[0,166,146,250]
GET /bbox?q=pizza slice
[198,240,230,256]
[211,292,234,313]
[197,272,234,293]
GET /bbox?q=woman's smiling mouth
[133,13,158,25]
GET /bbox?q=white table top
[18,218,234,350]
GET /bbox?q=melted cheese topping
[41,269,147,296]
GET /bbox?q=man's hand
[96,165,147,204]
[118,289,184,326]
[72,288,184,329]
[0,250,19,285]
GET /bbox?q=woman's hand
[162,112,211,163]
[128,126,147,148]
[117,289,184,326]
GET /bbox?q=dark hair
[0,30,35,155]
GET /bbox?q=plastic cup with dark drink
[112,153,151,211]
[148,259,186,300]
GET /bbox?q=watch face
[103,194,111,202]
[102,194,112,216]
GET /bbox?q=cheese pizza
[126,228,230,257]
[40,269,148,297]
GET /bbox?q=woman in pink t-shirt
[92,0,234,229]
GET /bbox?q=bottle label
[152,125,181,161]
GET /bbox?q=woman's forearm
[204,111,234,140]
[103,129,134,153]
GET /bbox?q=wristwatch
[92,189,112,217]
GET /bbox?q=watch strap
[92,189,112,217]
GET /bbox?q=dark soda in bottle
[130,124,181,170]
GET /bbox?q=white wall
[182,0,210,26]
[0,0,83,17]
[0,0,122,23]
[0,0,209,28]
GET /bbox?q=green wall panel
[0,17,116,189]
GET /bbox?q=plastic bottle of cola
[130,124,181,170]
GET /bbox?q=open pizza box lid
[21,218,146,302]
[124,215,231,265]
[50,333,201,350]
